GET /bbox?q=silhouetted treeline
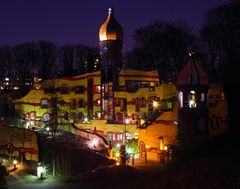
[0,41,99,92]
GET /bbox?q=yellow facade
[14,71,228,159]
[14,70,176,143]
[137,83,228,162]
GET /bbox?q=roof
[99,8,123,41]
[176,57,208,86]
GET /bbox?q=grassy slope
[90,134,240,189]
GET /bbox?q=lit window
[97,99,101,106]
[201,93,205,102]
[189,91,196,108]
[41,99,49,108]
[43,113,51,122]
[178,91,183,108]
[125,132,132,140]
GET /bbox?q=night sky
[0,0,229,52]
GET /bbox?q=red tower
[176,52,209,139]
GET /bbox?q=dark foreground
[7,134,240,189]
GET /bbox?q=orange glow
[115,152,120,158]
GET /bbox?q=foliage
[125,20,196,82]
[126,138,138,154]
[201,1,240,132]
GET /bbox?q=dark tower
[176,52,209,144]
[99,8,123,123]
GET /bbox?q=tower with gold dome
[99,8,123,123]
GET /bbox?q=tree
[12,42,41,90]
[38,41,58,80]
[75,45,99,74]
[124,47,153,70]
[201,1,240,132]
[59,45,76,77]
[129,20,195,82]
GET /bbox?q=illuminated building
[14,8,228,156]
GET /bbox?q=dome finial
[108,7,113,13]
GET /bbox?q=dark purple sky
[0,0,229,52]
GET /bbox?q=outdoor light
[115,152,120,158]
[125,118,130,124]
[116,162,120,166]
[26,121,30,129]
[126,148,132,154]
[89,138,98,148]
[46,127,50,131]
[116,143,121,148]
[13,160,17,169]
[153,100,158,108]
[164,145,168,151]
[37,164,46,179]
[83,117,89,123]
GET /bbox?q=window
[126,81,139,93]
[95,111,101,119]
[107,132,114,141]
[178,91,183,108]
[120,99,127,112]
[189,91,196,108]
[94,85,101,93]
[70,99,76,109]
[125,132,132,140]
[140,97,147,108]
[201,93,205,102]
[60,84,69,94]
[78,99,85,108]
[43,113,51,122]
[135,98,140,112]
[75,86,85,94]
[41,98,49,108]
[115,98,121,107]
[30,111,36,120]
[116,133,123,141]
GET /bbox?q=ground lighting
[13,160,17,169]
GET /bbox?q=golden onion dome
[99,8,123,41]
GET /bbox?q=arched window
[189,90,196,108]
[178,91,183,108]
[125,132,132,140]
[41,98,49,108]
[43,113,51,122]
[60,84,69,94]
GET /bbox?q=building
[138,53,228,161]
[14,8,228,158]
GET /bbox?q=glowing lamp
[164,145,168,151]
[13,160,17,169]
[115,152,120,158]
[153,101,158,108]
[125,118,130,124]
[37,165,46,178]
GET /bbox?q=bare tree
[38,41,58,80]
[131,20,195,82]
[12,42,41,90]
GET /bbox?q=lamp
[13,160,17,169]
